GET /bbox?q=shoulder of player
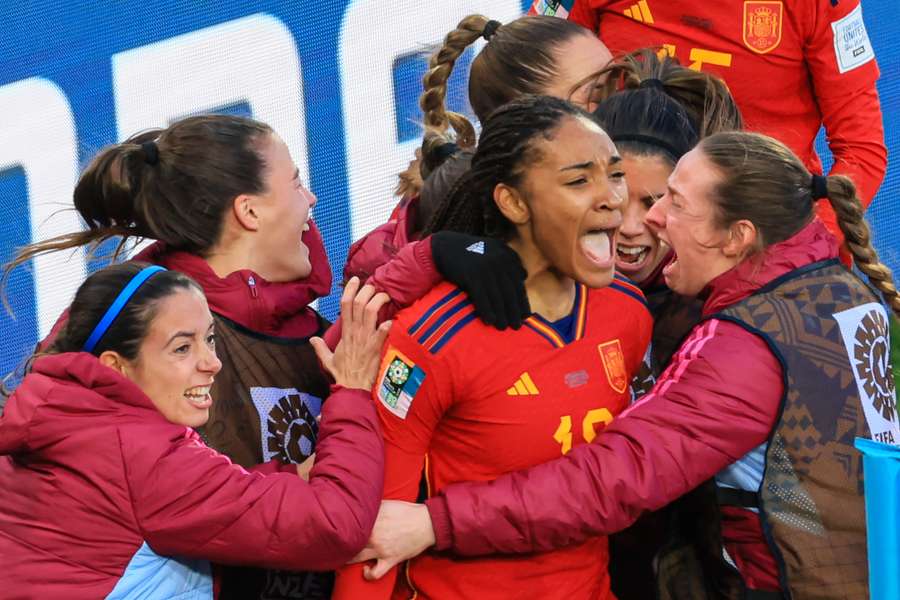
[391,281,486,358]
[588,275,651,316]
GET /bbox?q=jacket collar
[30,352,156,410]
[701,219,839,315]
[134,221,331,338]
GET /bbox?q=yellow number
[656,44,733,72]
[582,408,614,443]
[553,409,615,454]
[687,48,733,71]
[657,43,677,60]
[553,415,573,455]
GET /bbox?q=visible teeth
[185,386,210,398]
[618,246,647,256]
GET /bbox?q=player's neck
[508,238,576,322]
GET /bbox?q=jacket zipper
[247,275,259,298]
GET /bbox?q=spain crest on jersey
[598,340,628,394]
[743,1,783,54]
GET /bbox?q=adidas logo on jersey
[507,372,540,396]
[466,241,485,254]
[623,0,654,23]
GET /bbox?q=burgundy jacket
[41,222,334,346]
[0,353,383,597]
[423,220,840,591]
[137,221,332,339]
[342,196,422,285]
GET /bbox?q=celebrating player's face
[113,289,222,428]
[645,147,738,296]
[614,154,672,284]
[518,115,626,289]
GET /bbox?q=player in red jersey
[333,95,652,600]
[533,0,886,251]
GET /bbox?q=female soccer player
[358,131,898,599]
[2,114,434,600]
[537,0,886,256]
[345,13,614,283]
[0,263,389,598]
[335,95,653,599]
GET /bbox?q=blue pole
[856,437,900,599]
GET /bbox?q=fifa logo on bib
[743,1,783,54]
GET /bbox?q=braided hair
[425,95,594,239]
[700,131,900,317]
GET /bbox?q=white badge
[831,4,875,74]
[833,303,899,445]
[250,387,322,463]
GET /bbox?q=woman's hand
[311,276,391,390]
[349,500,437,580]
[430,231,529,330]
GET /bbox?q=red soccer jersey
[535,0,886,248]
[334,278,652,600]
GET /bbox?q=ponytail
[3,114,272,301]
[590,48,743,137]
[825,175,900,318]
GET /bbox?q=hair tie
[482,20,502,41]
[811,174,829,200]
[83,266,167,353]
[432,142,459,163]
[639,78,665,91]
[141,141,159,166]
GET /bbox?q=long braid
[420,15,483,150]
[826,175,900,318]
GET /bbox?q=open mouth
[184,385,212,409]
[580,228,617,268]
[616,244,651,272]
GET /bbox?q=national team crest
[743,1,783,54]
[598,340,628,394]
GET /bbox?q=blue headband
[83,265,167,353]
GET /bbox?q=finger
[370,320,392,350]
[340,278,361,339]
[466,287,497,328]
[482,279,509,330]
[348,547,377,564]
[363,292,391,333]
[363,558,398,581]
[503,273,530,330]
[352,284,377,328]
[309,337,335,375]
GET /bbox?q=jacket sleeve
[324,238,441,350]
[804,0,886,234]
[333,318,455,599]
[425,319,783,556]
[122,386,383,571]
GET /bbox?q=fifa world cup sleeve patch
[831,4,875,74]
[377,347,426,420]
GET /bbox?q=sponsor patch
[742,1,783,54]
[250,387,322,463]
[377,347,426,419]
[831,4,875,73]
[530,0,573,18]
[565,369,590,389]
[599,339,628,394]
[833,303,899,446]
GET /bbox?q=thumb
[310,336,335,374]
[363,558,397,581]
